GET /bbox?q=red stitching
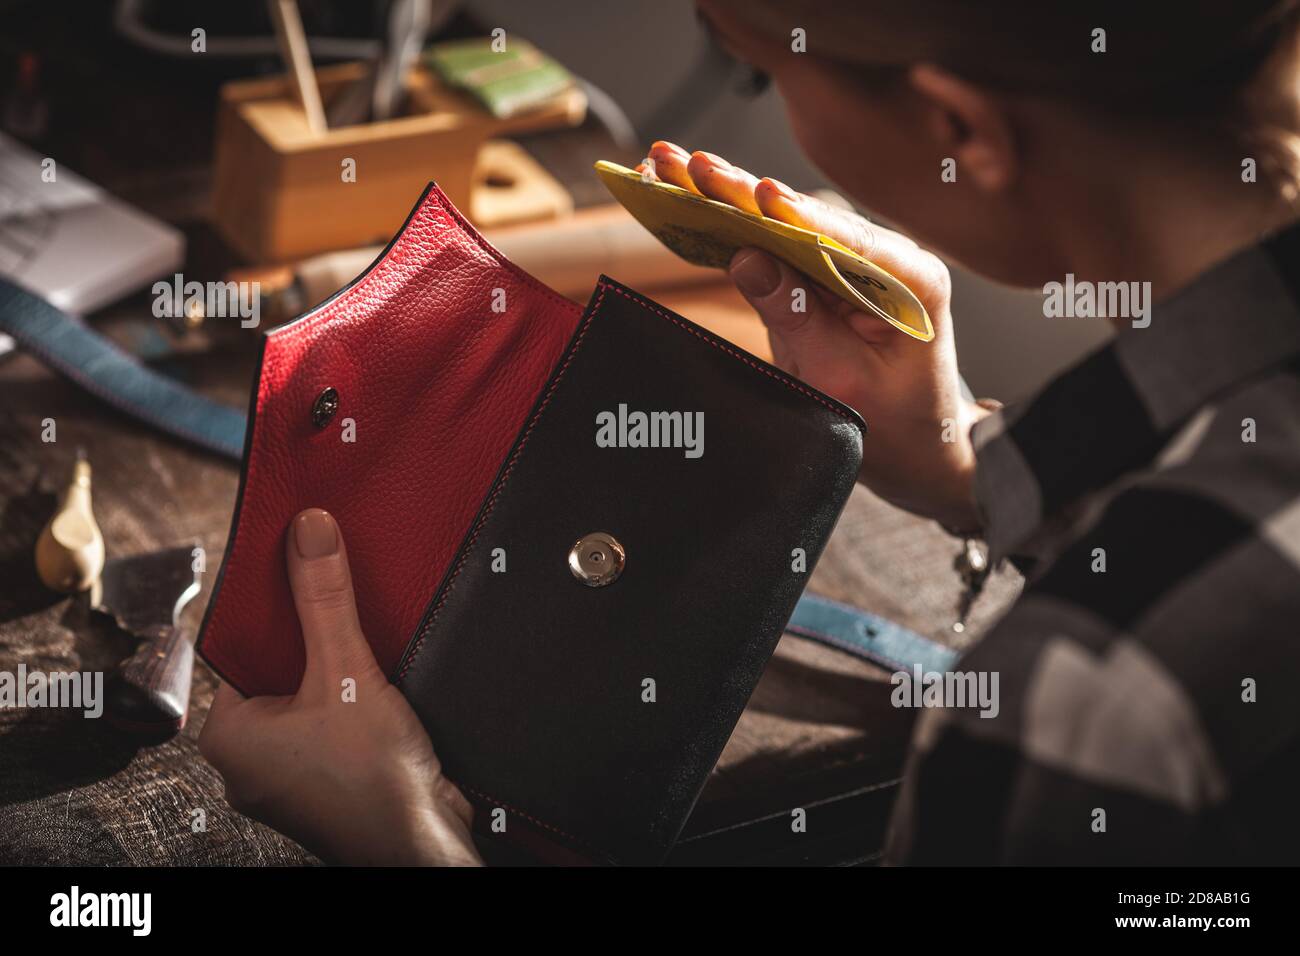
[395,284,605,682]
[391,287,606,859]
[393,278,862,856]
[240,240,861,852]
[456,780,599,855]
[603,283,862,429]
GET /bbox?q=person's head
[698,0,1300,288]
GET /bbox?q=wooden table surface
[0,273,1021,865]
[0,28,1021,860]
[0,0,1024,868]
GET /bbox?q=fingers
[687,151,763,214]
[286,508,382,690]
[638,145,924,288]
[751,177,807,225]
[755,178,920,273]
[729,248,868,384]
[640,144,948,348]
[647,141,701,193]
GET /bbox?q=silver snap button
[312,387,339,428]
[568,532,625,587]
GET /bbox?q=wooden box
[211,61,586,263]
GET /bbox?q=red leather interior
[199,185,582,697]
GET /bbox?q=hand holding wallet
[198,184,863,863]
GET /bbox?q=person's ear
[909,64,1018,192]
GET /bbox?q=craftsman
[201,1,1300,865]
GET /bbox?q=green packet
[426,37,574,119]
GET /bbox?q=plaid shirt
[886,225,1300,865]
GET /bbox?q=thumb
[729,248,874,381]
[287,508,382,692]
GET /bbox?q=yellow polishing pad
[594,160,933,342]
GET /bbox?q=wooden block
[470,140,573,227]
[211,61,586,263]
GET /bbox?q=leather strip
[0,278,246,459]
[785,592,959,674]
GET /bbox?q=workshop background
[0,0,1034,866]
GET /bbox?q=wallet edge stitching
[392,277,863,861]
[598,279,865,432]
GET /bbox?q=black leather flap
[396,277,864,864]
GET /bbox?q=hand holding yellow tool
[595,159,934,342]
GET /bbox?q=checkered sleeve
[887,367,1300,864]
[884,610,1230,865]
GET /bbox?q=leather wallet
[198,184,864,864]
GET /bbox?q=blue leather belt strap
[0,278,246,460]
[786,592,959,673]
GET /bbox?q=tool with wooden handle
[268,0,327,135]
[33,454,200,741]
[93,546,201,742]
[35,452,105,593]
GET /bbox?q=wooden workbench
[0,276,1021,866]
[0,15,1020,859]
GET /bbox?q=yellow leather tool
[594,160,933,342]
[35,451,106,594]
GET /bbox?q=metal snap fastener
[568,532,625,587]
[312,387,339,428]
